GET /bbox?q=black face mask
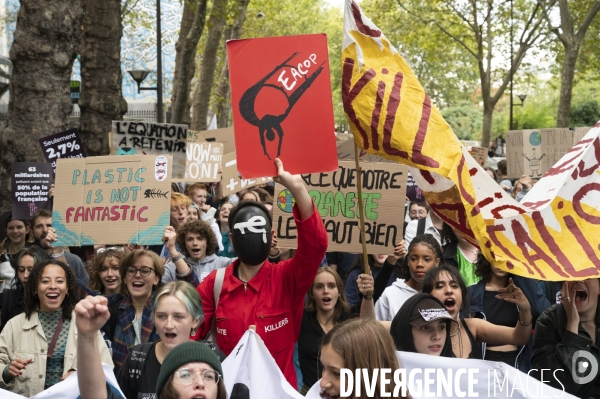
[230,205,272,266]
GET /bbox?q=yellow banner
[342,0,600,281]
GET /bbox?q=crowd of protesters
[0,155,598,399]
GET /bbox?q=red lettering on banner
[420,170,435,185]
[430,201,474,240]
[545,139,592,177]
[342,58,375,148]
[490,205,526,218]
[370,80,385,151]
[351,1,381,37]
[486,224,533,275]
[511,220,557,279]
[469,168,477,176]
[382,73,408,158]
[410,95,439,168]
[457,156,475,205]
[521,200,550,210]
[531,212,583,278]
[574,138,600,179]
[563,215,600,275]
[573,183,600,224]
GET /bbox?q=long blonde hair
[322,319,403,399]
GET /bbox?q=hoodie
[375,279,418,321]
[162,253,235,284]
[390,293,455,358]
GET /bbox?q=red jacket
[196,203,327,387]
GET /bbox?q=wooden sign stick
[354,141,370,275]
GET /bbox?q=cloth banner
[342,0,600,280]
[0,364,124,399]
[222,329,304,399]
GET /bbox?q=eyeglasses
[125,266,155,277]
[175,369,220,386]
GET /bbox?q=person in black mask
[194,158,328,389]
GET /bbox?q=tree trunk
[190,0,228,131]
[79,0,127,156]
[556,46,580,127]
[170,0,208,125]
[213,0,250,129]
[170,0,196,125]
[0,0,84,210]
[481,102,494,148]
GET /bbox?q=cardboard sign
[227,34,338,178]
[273,161,408,254]
[200,127,236,154]
[470,147,488,167]
[221,152,273,195]
[184,142,224,182]
[111,121,188,178]
[11,163,54,220]
[52,155,172,246]
[39,129,87,174]
[505,128,581,179]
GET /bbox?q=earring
[191,329,196,337]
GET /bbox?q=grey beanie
[156,341,223,396]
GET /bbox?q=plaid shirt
[104,294,159,376]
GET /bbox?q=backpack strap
[208,268,226,342]
[416,217,427,236]
[127,342,154,393]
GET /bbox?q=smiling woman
[0,260,113,397]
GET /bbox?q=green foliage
[441,102,482,140]
[570,100,600,127]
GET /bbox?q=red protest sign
[227,34,338,178]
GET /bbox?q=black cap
[409,297,456,327]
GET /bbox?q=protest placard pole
[353,141,370,275]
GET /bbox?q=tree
[395,0,549,147]
[170,0,196,125]
[78,0,128,156]
[0,0,84,210]
[170,0,208,125]
[191,0,229,130]
[212,0,250,128]
[538,0,600,127]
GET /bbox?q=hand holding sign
[273,158,313,221]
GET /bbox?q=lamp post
[156,0,163,123]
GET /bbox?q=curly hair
[397,234,443,280]
[176,220,218,257]
[305,267,350,323]
[9,247,50,310]
[24,260,80,320]
[474,252,507,282]
[89,249,126,294]
[119,249,164,294]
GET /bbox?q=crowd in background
[0,157,598,399]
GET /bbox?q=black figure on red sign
[239,52,325,160]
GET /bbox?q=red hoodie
[196,203,327,387]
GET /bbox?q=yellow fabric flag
[342,0,600,280]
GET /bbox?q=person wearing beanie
[157,341,226,399]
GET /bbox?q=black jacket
[531,302,600,398]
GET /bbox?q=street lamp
[128,70,154,93]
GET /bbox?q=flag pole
[354,141,370,275]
